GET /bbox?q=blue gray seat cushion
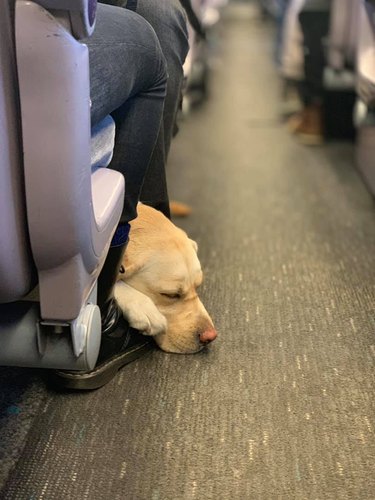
[90,115,115,170]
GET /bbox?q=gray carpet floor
[1,3,375,499]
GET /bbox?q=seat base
[357,112,375,196]
[0,298,101,371]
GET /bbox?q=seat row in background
[260,0,375,197]
[182,0,228,111]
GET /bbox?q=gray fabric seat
[91,115,116,170]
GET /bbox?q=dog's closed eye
[161,292,182,300]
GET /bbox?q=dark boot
[52,239,154,390]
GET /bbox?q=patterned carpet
[1,3,374,499]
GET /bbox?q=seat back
[357,0,375,106]
[14,0,124,322]
[0,0,35,303]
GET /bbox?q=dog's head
[120,204,217,353]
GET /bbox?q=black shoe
[51,300,154,390]
[51,236,154,390]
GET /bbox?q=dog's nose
[199,327,217,344]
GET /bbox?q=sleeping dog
[114,204,217,353]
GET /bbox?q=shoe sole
[50,340,154,390]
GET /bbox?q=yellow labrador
[114,204,217,353]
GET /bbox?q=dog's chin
[163,346,204,354]
[154,334,204,354]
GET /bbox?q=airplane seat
[0,0,124,371]
[356,0,375,195]
[183,0,209,108]
[182,0,227,109]
[326,0,361,78]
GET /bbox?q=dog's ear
[117,252,145,281]
[118,264,139,280]
[189,239,198,253]
[121,262,143,280]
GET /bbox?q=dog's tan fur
[114,204,216,353]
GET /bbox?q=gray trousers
[298,2,331,105]
[97,0,189,217]
[87,4,168,222]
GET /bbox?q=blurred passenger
[279,0,305,115]
[275,0,292,67]
[288,0,332,145]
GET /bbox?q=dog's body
[114,204,217,353]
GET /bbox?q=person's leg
[87,3,168,223]
[98,0,189,217]
[290,6,330,144]
[136,0,189,156]
[134,0,189,216]
[298,8,330,107]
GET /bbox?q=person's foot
[169,200,192,217]
[293,104,325,146]
[51,300,154,390]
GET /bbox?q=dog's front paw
[114,281,167,336]
[127,301,167,336]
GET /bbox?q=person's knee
[124,8,169,85]
[136,0,189,67]
[100,5,167,86]
[160,0,189,38]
